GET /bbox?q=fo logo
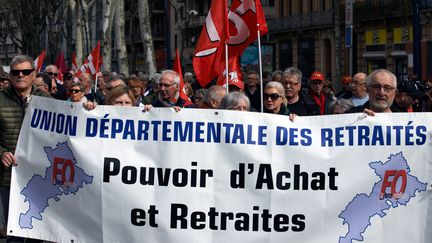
[379,170,407,200]
[52,157,75,186]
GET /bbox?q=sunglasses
[263,93,281,101]
[70,89,82,94]
[47,72,59,77]
[10,69,34,76]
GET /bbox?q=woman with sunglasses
[263,81,290,115]
[68,83,87,103]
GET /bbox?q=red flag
[173,49,192,106]
[71,52,78,73]
[227,0,268,58]
[255,0,268,32]
[78,41,101,76]
[55,52,68,81]
[33,50,46,72]
[193,0,228,87]
[216,56,243,90]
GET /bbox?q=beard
[370,98,393,112]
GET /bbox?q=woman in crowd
[104,86,154,112]
[68,83,87,103]
[105,86,136,106]
[128,78,145,106]
[263,81,290,115]
[220,92,250,111]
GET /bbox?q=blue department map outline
[338,152,428,243]
[18,141,93,229]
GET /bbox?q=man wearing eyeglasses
[0,55,51,236]
[152,70,188,108]
[347,69,398,115]
[282,67,320,116]
[349,72,369,107]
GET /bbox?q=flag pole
[225,42,229,93]
[94,73,98,93]
[257,28,264,113]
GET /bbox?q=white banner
[7,97,432,243]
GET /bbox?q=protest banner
[7,96,432,243]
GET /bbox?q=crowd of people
[0,54,431,241]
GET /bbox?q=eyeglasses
[47,72,58,77]
[369,84,395,93]
[10,69,34,76]
[283,82,300,87]
[263,93,281,101]
[158,83,175,88]
[70,89,82,94]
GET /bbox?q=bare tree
[71,0,84,66]
[114,0,129,76]
[138,0,156,76]
[102,0,114,71]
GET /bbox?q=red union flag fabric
[33,50,46,72]
[227,0,268,58]
[216,56,243,89]
[78,41,101,76]
[173,49,192,106]
[71,52,78,73]
[193,0,267,87]
[193,0,228,87]
[55,52,68,81]
[255,0,268,32]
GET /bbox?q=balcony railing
[268,10,334,32]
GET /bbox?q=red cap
[223,79,244,91]
[310,71,324,82]
[341,75,352,85]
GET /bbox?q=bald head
[205,85,227,109]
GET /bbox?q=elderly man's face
[45,66,59,80]
[10,61,36,92]
[159,73,178,100]
[368,72,396,112]
[351,73,368,97]
[281,74,301,99]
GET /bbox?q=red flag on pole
[227,0,268,58]
[78,41,101,76]
[71,52,78,73]
[193,0,228,88]
[55,52,68,81]
[33,50,46,72]
[255,0,268,33]
[173,49,192,106]
[216,56,243,90]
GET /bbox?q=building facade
[268,0,432,90]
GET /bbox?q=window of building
[298,38,315,83]
[279,40,293,69]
